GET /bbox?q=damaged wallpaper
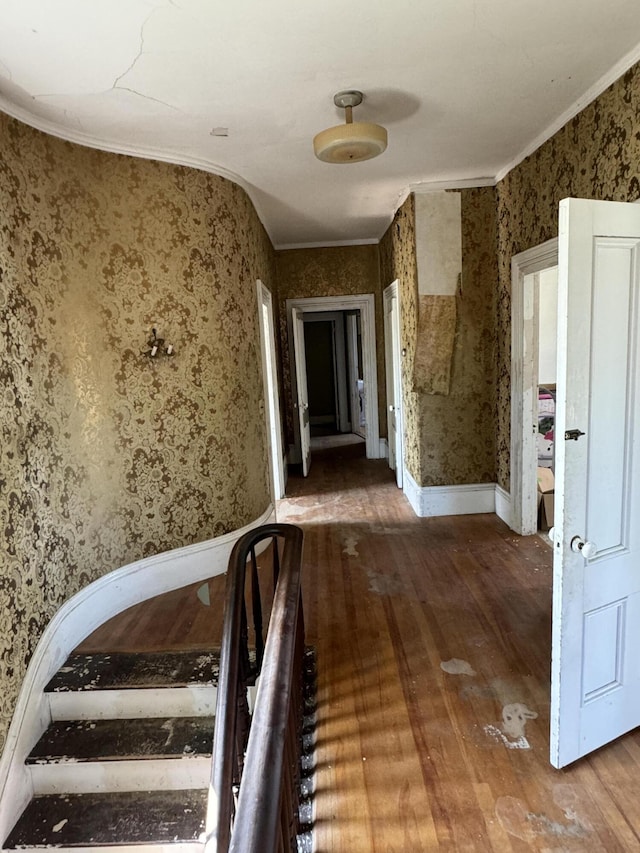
[0,114,275,748]
[379,189,497,487]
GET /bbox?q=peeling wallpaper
[379,190,498,487]
[275,245,385,447]
[495,64,640,489]
[418,187,497,487]
[0,114,275,748]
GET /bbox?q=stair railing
[206,523,305,853]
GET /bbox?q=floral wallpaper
[495,63,640,489]
[274,245,384,447]
[379,190,498,487]
[379,195,421,481]
[0,113,275,749]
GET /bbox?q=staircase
[3,649,220,851]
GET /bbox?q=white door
[383,281,403,488]
[292,307,311,477]
[346,312,365,438]
[550,198,640,768]
[256,281,285,500]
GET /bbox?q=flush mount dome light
[313,90,387,164]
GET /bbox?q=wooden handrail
[206,523,304,853]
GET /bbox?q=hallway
[81,440,640,851]
[280,441,640,852]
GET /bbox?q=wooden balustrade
[206,523,304,853]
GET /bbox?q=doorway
[510,238,558,535]
[286,294,381,470]
[302,312,350,437]
[256,281,286,501]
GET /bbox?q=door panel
[551,198,640,767]
[292,307,311,477]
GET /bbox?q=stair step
[46,651,220,692]
[45,652,220,720]
[4,790,207,850]
[28,717,216,763]
[25,717,215,794]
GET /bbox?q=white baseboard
[494,485,512,528]
[0,505,275,844]
[379,438,388,460]
[403,471,496,518]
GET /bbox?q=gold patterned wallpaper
[379,195,421,480]
[0,113,275,748]
[275,245,385,447]
[494,64,640,489]
[2,57,638,753]
[379,190,498,487]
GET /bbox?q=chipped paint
[366,570,408,596]
[496,793,591,842]
[440,658,476,676]
[483,724,531,750]
[341,533,360,557]
[483,702,538,750]
[52,819,68,832]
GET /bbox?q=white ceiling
[1,1,640,248]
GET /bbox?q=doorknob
[570,536,598,559]
[389,405,395,412]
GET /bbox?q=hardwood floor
[79,440,640,851]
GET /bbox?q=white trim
[0,505,274,843]
[403,471,496,517]
[286,295,382,461]
[379,438,388,459]
[511,239,558,535]
[495,40,640,184]
[275,238,378,250]
[30,755,211,794]
[411,177,496,193]
[257,281,286,501]
[0,96,277,248]
[383,279,404,489]
[495,485,512,528]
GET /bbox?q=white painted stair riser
[48,686,217,721]
[29,757,211,795]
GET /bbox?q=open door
[346,312,365,438]
[551,198,640,767]
[292,307,311,476]
[256,281,285,500]
[383,281,403,488]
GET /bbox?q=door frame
[303,312,349,433]
[346,312,365,438]
[256,281,286,501]
[383,280,404,487]
[510,238,558,534]
[286,294,381,460]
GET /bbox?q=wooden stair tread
[45,651,220,693]
[4,790,207,848]
[27,717,215,763]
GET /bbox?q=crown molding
[275,237,378,251]
[495,38,640,183]
[0,95,277,244]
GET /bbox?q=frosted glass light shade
[313,121,388,163]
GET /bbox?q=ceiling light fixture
[313,90,387,164]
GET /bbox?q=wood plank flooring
[78,439,640,852]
